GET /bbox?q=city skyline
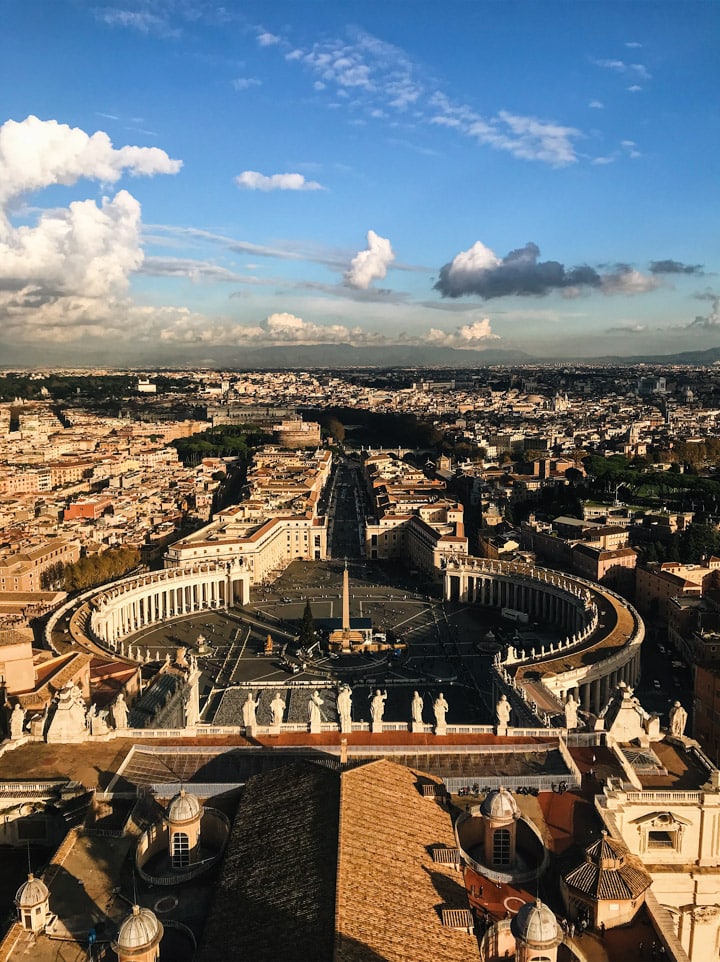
[1,0,717,364]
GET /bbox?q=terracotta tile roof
[197,761,340,962]
[334,759,476,962]
[563,833,652,901]
[197,758,478,962]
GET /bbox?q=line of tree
[171,424,273,466]
[42,546,141,592]
[300,406,443,449]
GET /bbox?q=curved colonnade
[443,557,644,717]
[47,562,251,659]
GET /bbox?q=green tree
[299,599,316,647]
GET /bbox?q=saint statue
[112,693,129,729]
[433,692,449,727]
[9,704,25,740]
[336,686,352,731]
[308,690,324,727]
[564,693,578,730]
[242,692,260,728]
[370,689,387,726]
[496,694,511,727]
[270,693,285,727]
[669,701,687,738]
[411,691,424,724]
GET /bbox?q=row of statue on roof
[239,686,452,731]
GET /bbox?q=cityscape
[1,364,720,962]
[1,2,719,961]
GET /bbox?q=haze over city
[1,0,717,365]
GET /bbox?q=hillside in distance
[223,343,532,368]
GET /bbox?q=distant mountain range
[589,346,720,366]
[4,340,720,370]
[221,343,532,368]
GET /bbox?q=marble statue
[46,683,88,743]
[370,689,387,727]
[411,691,424,724]
[270,692,286,727]
[564,693,578,730]
[175,646,188,669]
[308,690,324,728]
[496,694,511,727]
[336,686,352,732]
[242,692,260,728]
[112,693,129,729]
[9,704,25,740]
[669,701,688,737]
[433,692,449,728]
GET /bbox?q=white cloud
[257,31,280,47]
[235,170,325,191]
[627,84,643,93]
[435,239,661,300]
[605,323,648,334]
[593,58,651,80]
[430,94,581,168]
[600,268,659,295]
[95,8,179,38]
[0,116,182,342]
[233,77,262,91]
[0,190,142,296]
[158,310,358,346]
[423,318,499,348]
[689,296,720,329]
[589,100,604,109]
[344,230,395,289]
[0,115,181,205]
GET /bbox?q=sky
[0,0,718,364]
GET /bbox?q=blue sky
[0,0,717,362]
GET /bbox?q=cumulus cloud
[649,259,704,275]
[0,190,143,296]
[156,309,502,350]
[435,240,660,299]
[257,31,280,47]
[589,100,604,109]
[234,170,325,191]
[0,115,181,205]
[0,115,182,341]
[344,230,395,289]
[605,323,648,334]
[159,310,360,346]
[689,296,720,329]
[423,318,500,348]
[599,267,660,295]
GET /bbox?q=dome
[513,900,558,944]
[480,786,519,820]
[115,905,163,950]
[15,874,49,908]
[167,788,201,823]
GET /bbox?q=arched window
[172,832,189,868]
[493,828,511,866]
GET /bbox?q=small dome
[513,900,558,944]
[167,789,201,823]
[15,874,49,908]
[480,786,519,820]
[116,905,163,950]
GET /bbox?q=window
[493,828,511,866]
[172,832,190,867]
[648,830,674,849]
